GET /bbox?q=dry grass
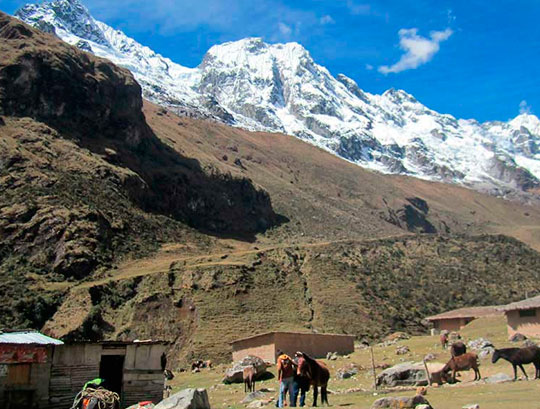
[169,316,540,409]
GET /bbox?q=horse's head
[491,349,500,364]
[296,352,310,377]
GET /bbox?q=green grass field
[169,316,540,409]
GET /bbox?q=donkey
[450,341,467,357]
[297,352,330,407]
[243,364,257,392]
[441,352,481,383]
[492,346,540,380]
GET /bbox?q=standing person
[291,352,309,407]
[277,354,295,408]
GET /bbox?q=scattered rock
[155,388,211,409]
[509,333,527,342]
[241,391,266,403]
[484,373,513,384]
[223,355,269,384]
[463,405,480,409]
[417,405,431,409]
[326,352,339,360]
[396,345,410,355]
[384,332,411,342]
[478,347,495,359]
[371,395,432,409]
[336,364,359,379]
[424,353,436,362]
[467,338,494,350]
[416,386,427,396]
[247,400,272,408]
[523,339,538,348]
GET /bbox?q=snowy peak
[17,0,108,45]
[15,0,540,198]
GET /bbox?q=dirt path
[36,234,412,291]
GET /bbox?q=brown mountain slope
[143,102,540,250]
[2,12,540,367]
[0,12,280,329]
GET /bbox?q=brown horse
[297,352,330,407]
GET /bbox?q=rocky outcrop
[223,356,269,384]
[0,11,281,238]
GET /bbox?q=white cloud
[520,100,533,115]
[278,22,292,37]
[378,28,453,74]
[347,1,371,16]
[320,15,335,25]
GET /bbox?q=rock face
[155,388,211,409]
[371,395,432,409]
[0,11,280,239]
[223,356,269,384]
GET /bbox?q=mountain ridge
[14,0,540,199]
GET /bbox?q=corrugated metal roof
[0,331,63,345]
[425,306,503,321]
[499,295,540,312]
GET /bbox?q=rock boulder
[223,355,268,384]
[155,388,211,409]
[371,395,432,409]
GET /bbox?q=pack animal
[492,346,540,380]
[440,333,448,349]
[441,352,481,383]
[297,352,330,407]
[243,364,257,393]
[450,341,467,357]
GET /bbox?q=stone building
[425,306,502,332]
[0,331,167,409]
[231,331,355,363]
[499,295,540,338]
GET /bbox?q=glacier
[14,0,540,197]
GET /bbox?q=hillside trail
[44,233,412,291]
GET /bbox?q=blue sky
[2,0,540,122]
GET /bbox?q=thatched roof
[425,306,502,321]
[499,295,540,312]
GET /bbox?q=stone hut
[0,330,167,409]
[231,331,355,364]
[499,295,540,338]
[425,306,502,332]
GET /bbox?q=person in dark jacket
[291,352,310,407]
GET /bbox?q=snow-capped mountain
[15,0,540,196]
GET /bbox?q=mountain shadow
[0,11,284,240]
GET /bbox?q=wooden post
[370,347,377,390]
[423,359,432,386]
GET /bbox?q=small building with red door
[0,330,167,409]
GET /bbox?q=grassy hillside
[2,12,540,369]
[170,316,540,409]
[44,234,540,365]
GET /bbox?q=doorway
[99,355,124,397]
